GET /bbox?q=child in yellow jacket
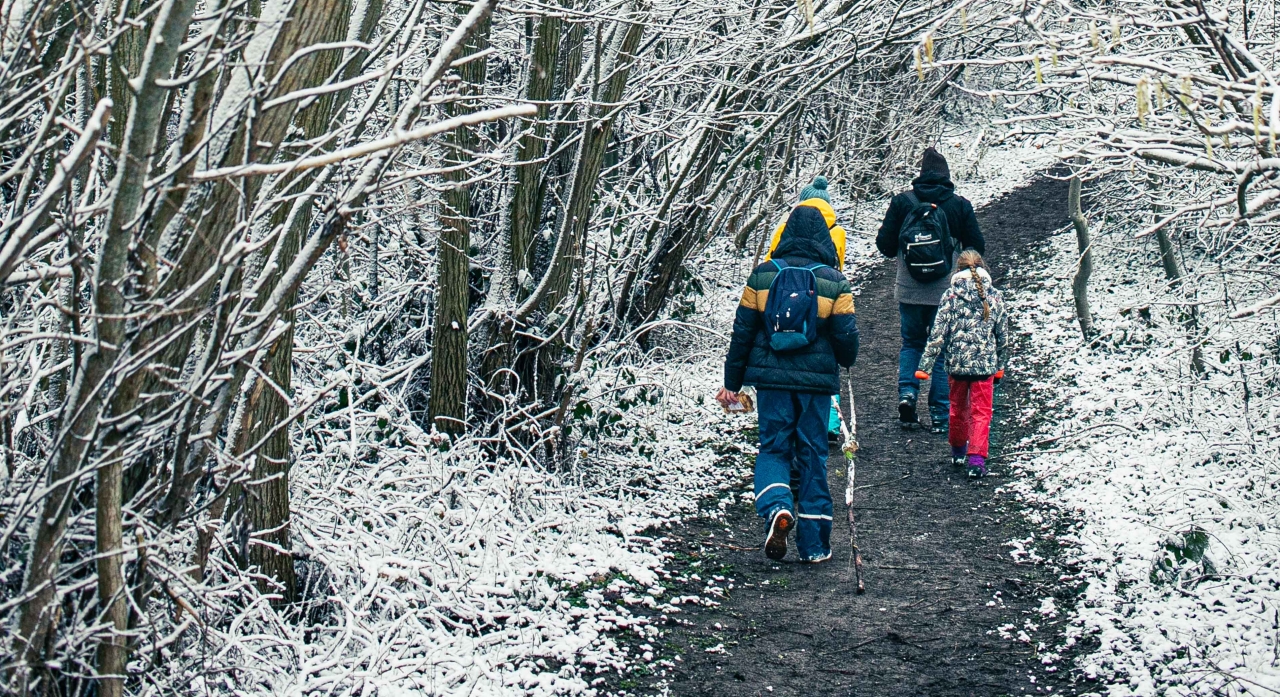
[764,178,846,267]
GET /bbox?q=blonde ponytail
[957,250,990,321]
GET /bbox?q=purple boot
[966,454,987,479]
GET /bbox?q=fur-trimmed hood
[951,266,992,285]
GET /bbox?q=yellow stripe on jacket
[763,198,847,269]
[832,292,855,315]
[816,293,856,319]
[742,287,854,317]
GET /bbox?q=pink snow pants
[949,377,994,457]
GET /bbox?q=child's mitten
[914,370,929,380]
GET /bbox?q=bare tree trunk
[628,128,730,325]
[509,13,563,283]
[515,9,646,324]
[478,7,584,402]
[500,8,644,416]
[545,19,587,198]
[1149,175,1206,375]
[236,0,378,602]
[1068,174,1094,338]
[13,0,191,679]
[186,0,492,587]
[538,15,647,317]
[143,40,223,289]
[1154,226,1183,282]
[124,0,363,430]
[105,0,147,150]
[242,337,298,599]
[95,457,127,697]
[428,13,493,434]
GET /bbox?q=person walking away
[718,205,859,562]
[876,148,985,433]
[763,176,848,441]
[914,251,1008,478]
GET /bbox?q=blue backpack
[763,259,828,352]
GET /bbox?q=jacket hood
[798,197,838,228]
[911,170,956,204]
[950,266,994,306]
[773,205,839,267]
[951,266,992,285]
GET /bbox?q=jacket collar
[951,266,992,285]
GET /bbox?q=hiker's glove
[914,370,929,380]
[993,369,1005,387]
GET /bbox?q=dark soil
[612,176,1092,697]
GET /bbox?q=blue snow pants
[754,389,833,559]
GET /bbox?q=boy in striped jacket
[718,205,859,563]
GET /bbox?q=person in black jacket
[718,206,859,563]
[876,148,985,433]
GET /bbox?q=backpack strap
[904,190,919,206]
[771,259,787,271]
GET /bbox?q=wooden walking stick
[834,371,864,593]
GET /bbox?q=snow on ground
[1000,210,1280,695]
[245,349,748,696]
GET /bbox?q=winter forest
[1,0,1279,692]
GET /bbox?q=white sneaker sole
[764,511,793,561]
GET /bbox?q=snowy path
[621,177,1082,696]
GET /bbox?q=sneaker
[827,430,841,444]
[930,421,949,435]
[898,395,919,430]
[967,455,987,479]
[764,508,794,561]
[951,446,967,467]
[800,550,833,564]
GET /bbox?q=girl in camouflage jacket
[915,251,1008,478]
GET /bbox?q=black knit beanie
[920,147,950,179]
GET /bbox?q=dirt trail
[628,177,1082,697]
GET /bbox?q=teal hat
[799,176,831,204]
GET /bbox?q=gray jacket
[919,267,1009,378]
[894,253,956,305]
